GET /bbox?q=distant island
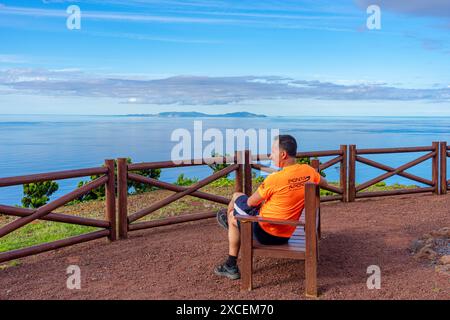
[123,111,267,118]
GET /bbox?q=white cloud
[0,3,359,31]
[0,68,448,105]
[0,54,28,64]
[355,0,450,18]
[0,4,247,25]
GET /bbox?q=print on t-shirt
[287,176,311,190]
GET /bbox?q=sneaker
[214,263,240,280]
[216,208,229,230]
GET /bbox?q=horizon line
[2,113,450,118]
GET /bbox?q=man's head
[270,134,297,168]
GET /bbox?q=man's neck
[280,158,297,168]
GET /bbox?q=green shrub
[21,181,59,208]
[174,174,198,186]
[207,152,231,177]
[72,158,161,203]
[210,177,234,187]
[296,156,326,177]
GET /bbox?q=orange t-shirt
[257,164,321,238]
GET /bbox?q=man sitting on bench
[214,134,327,280]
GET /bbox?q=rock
[415,245,437,260]
[438,255,450,265]
[437,227,450,237]
[410,240,424,253]
[430,229,444,238]
[421,233,432,240]
[435,264,450,276]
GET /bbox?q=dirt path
[1,193,449,300]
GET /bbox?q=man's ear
[280,150,288,160]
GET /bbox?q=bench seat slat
[288,239,305,244]
[254,247,306,260]
[250,213,310,260]
[254,241,305,251]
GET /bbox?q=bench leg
[240,221,253,291]
[305,254,318,298]
[305,183,318,298]
[316,211,320,262]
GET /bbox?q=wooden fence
[441,141,449,194]
[348,142,441,201]
[117,154,240,238]
[0,142,449,262]
[0,160,116,263]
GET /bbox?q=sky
[0,0,449,116]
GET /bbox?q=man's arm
[247,175,327,207]
[247,190,264,207]
[318,175,328,188]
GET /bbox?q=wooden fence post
[311,159,321,239]
[105,159,117,241]
[244,150,252,196]
[348,145,356,202]
[235,151,244,193]
[432,142,439,195]
[340,145,348,202]
[440,141,447,194]
[117,158,128,239]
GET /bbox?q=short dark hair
[275,135,297,157]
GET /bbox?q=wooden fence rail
[0,160,116,263]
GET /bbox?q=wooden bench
[235,182,321,297]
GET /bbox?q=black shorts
[234,195,289,245]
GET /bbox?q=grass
[0,179,418,254]
[0,260,21,270]
[361,181,418,192]
[0,220,98,252]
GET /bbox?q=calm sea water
[1,114,449,206]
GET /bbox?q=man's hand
[247,190,264,207]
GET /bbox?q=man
[214,134,328,280]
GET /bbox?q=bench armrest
[235,214,304,226]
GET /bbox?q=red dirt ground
[0,193,449,300]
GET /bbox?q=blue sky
[0,0,449,116]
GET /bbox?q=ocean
[1,114,449,206]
